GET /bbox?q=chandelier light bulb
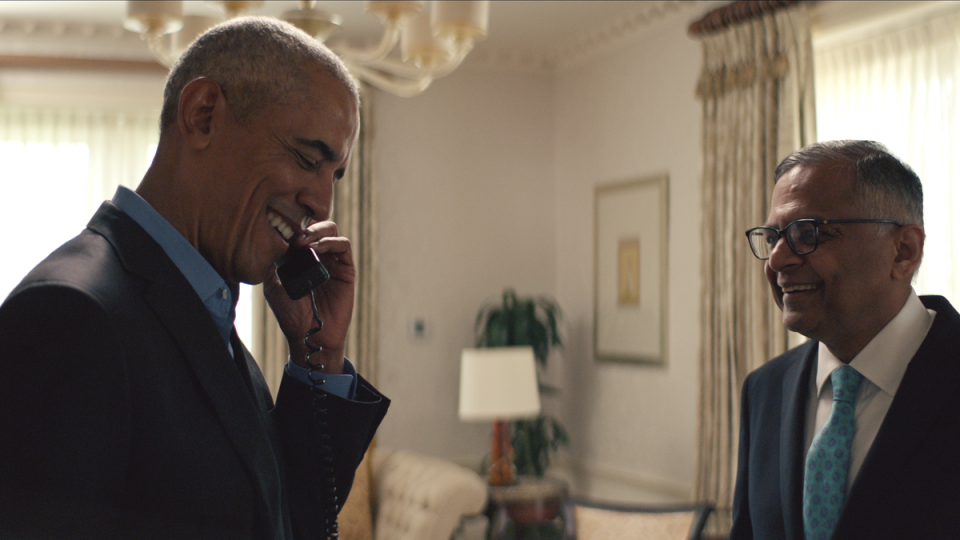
[124,1,184,37]
[364,1,426,23]
[431,1,489,43]
[210,1,264,19]
[281,5,342,42]
[400,10,453,69]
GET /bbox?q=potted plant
[475,288,569,477]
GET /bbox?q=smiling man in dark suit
[730,140,960,540]
[0,17,388,540]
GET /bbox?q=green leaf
[483,311,509,347]
[510,414,568,477]
[476,289,569,477]
[529,323,548,366]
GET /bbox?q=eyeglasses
[745,218,903,260]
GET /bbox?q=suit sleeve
[729,374,754,540]
[0,284,130,538]
[273,370,389,540]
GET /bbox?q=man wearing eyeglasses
[729,140,960,540]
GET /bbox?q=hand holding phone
[264,224,355,375]
[275,246,330,301]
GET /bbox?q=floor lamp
[458,346,541,486]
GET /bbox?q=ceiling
[0,1,714,71]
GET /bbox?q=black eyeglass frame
[745,218,904,260]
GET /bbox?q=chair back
[561,499,714,540]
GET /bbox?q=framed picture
[594,173,668,364]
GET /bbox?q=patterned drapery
[692,4,815,533]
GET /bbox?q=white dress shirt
[804,290,936,492]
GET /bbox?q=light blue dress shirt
[112,186,355,398]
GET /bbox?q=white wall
[553,11,705,501]
[372,69,557,462]
[373,3,713,502]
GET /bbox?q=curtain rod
[689,0,804,36]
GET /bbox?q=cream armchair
[374,447,488,540]
[340,447,488,540]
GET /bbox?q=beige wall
[373,4,711,501]
[372,69,558,461]
[552,12,705,501]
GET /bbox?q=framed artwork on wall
[593,173,669,364]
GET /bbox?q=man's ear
[891,224,925,281]
[178,77,223,151]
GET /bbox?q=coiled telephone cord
[305,288,339,540]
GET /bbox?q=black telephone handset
[275,247,340,539]
[276,247,330,300]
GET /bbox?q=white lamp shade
[459,347,541,422]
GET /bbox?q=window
[0,106,255,346]
[0,140,90,299]
[814,6,960,303]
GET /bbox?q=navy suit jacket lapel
[780,340,817,540]
[87,202,284,537]
[836,295,960,536]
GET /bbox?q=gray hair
[159,16,358,133]
[774,140,924,228]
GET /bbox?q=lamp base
[488,419,515,486]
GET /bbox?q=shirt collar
[111,185,236,316]
[816,289,936,398]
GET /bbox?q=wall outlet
[409,317,428,340]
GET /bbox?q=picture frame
[593,173,669,364]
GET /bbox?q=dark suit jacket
[0,203,390,540]
[730,295,960,540]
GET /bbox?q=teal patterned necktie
[803,365,864,540]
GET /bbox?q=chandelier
[123,1,490,97]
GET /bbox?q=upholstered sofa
[339,447,489,540]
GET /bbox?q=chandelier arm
[359,56,430,79]
[123,0,485,96]
[347,63,434,98]
[334,18,401,65]
[426,39,474,78]
[146,33,177,69]
[359,37,473,80]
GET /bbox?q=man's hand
[263,221,355,374]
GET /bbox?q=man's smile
[266,209,296,241]
[780,283,819,294]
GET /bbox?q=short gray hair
[159,16,358,133]
[774,140,924,228]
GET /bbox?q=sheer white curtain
[0,95,375,396]
[0,105,262,348]
[815,9,960,302]
[0,107,159,300]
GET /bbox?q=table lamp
[459,346,541,486]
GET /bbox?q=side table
[486,476,569,540]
